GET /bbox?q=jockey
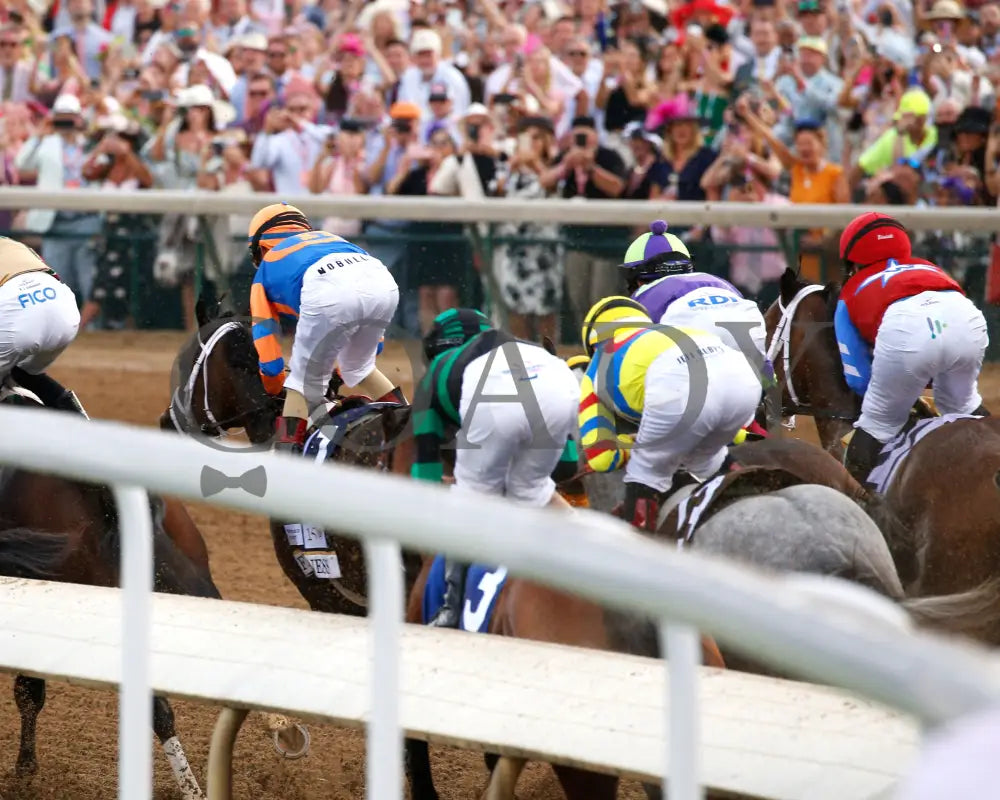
[413,308,580,627]
[621,220,769,366]
[247,203,406,455]
[580,296,761,531]
[0,237,87,416]
[620,221,771,438]
[836,211,990,485]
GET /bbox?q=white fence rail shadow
[1,407,1000,799]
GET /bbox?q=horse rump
[0,527,70,580]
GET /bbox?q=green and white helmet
[619,220,693,283]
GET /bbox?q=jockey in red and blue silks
[835,211,990,485]
[619,220,771,438]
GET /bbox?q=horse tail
[900,577,1000,637]
[0,528,69,580]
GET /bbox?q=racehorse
[762,274,1000,645]
[763,267,860,457]
[0,386,218,800]
[402,540,727,800]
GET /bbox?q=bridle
[168,321,278,439]
[766,283,857,427]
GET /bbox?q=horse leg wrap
[162,736,204,800]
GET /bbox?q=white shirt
[397,62,471,120]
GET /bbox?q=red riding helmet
[839,212,912,269]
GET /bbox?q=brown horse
[761,272,1000,645]
[0,388,219,799]
[403,546,726,800]
[763,267,860,457]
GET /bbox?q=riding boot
[427,559,466,628]
[10,368,89,418]
[842,427,883,487]
[375,386,408,405]
[273,415,308,456]
[972,403,991,417]
[622,481,660,532]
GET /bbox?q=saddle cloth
[661,466,807,546]
[421,555,509,633]
[303,401,400,463]
[867,413,981,495]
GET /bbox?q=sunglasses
[0,41,20,48]
[567,50,587,56]
[249,89,270,97]
[267,50,287,58]
[287,105,310,113]
[430,138,452,147]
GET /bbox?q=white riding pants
[626,343,762,492]
[859,290,988,443]
[285,254,399,409]
[0,272,80,378]
[454,343,579,507]
[660,287,767,363]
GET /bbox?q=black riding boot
[10,368,89,418]
[428,559,466,628]
[843,428,883,487]
[973,403,991,417]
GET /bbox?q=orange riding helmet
[839,211,912,273]
[247,202,312,266]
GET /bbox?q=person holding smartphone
[539,116,628,325]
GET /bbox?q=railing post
[114,485,153,800]
[364,541,404,799]
[661,622,702,800]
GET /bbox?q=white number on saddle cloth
[462,566,508,632]
[302,524,327,550]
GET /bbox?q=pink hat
[338,33,366,56]
[523,33,543,55]
[645,94,700,130]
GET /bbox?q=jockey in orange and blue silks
[835,211,990,486]
[247,203,406,455]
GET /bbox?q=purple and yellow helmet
[619,220,693,282]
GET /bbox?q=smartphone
[122,68,140,80]
[574,132,588,147]
[494,92,517,105]
[141,89,165,102]
[211,140,225,156]
[467,123,481,142]
[9,10,24,23]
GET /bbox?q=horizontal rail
[0,187,996,230]
[0,407,998,728]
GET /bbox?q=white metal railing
[0,186,996,230]
[2,408,1000,800]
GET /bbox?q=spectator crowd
[0,0,996,338]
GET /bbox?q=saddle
[304,400,410,466]
[660,466,808,545]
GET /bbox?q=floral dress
[492,170,563,316]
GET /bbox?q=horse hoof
[271,723,310,759]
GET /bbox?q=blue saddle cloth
[421,556,509,633]
[302,402,399,462]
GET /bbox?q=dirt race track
[3,330,1000,800]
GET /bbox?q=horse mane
[777,266,841,321]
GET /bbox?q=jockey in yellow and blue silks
[248,203,406,454]
[579,296,761,531]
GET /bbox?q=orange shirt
[788,161,843,205]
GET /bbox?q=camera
[467,123,481,142]
[391,119,412,134]
[211,139,226,155]
[574,132,588,147]
[123,68,140,80]
[52,118,77,130]
[141,89,165,102]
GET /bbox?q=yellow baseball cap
[895,88,931,119]
[797,36,828,56]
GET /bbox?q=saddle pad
[303,402,400,464]
[663,466,808,545]
[422,555,508,633]
[868,413,981,495]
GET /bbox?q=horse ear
[779,267,801,304]
[195,295,212,328]
[541,336,558,357]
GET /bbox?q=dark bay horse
[763,267,860,457]
[0,388,219,800]
[760,272,1000,645]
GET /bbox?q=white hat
[410,28,441,55]
[175,84,215,108]
[52,94,82,115]
[96,112,130,132]
[462,102,490,120]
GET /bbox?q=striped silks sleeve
[410,375,445,483]
[578,364,629,474]
[250,279,286,395]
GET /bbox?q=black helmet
[422,308,493,363]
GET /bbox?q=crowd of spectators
[0,0,996,337]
